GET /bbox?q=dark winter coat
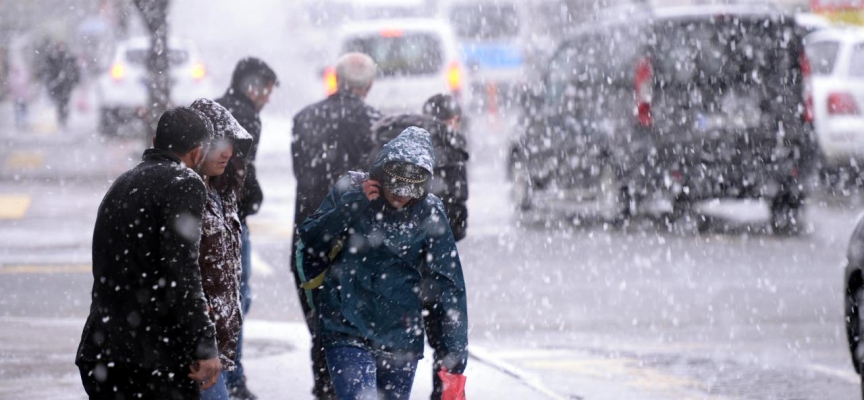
[291,90,382,229]
[299,127,469,372]
[194,98,254,370]
[371,114,470,241]
[846,214,864,373]
[216,90,263,222]
[42,47,80,99]
[76,148,218,374]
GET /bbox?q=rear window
[449,3,519,40]
[848,43,864,78]
[652,18,797,85]
[343,33,443,77]
[807,41,840,75]
[125,49,190,66]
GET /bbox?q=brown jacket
[199,188,243,370]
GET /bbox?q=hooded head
[372,126,436,199]
[190,98,253,158]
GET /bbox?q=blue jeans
[226,223,253,390]
[200,371,230,400]
[325,346,418,400]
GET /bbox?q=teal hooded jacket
[298,127,468,372]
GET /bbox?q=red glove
[437,367,467,400]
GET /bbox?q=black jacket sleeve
[239,162,263,220]
[160,177,218,360]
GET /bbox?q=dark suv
[509,5,816,232]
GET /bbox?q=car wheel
[597,165,631,224]
[666,196,708,234]
[511,157,533,211]
[99,108,120,136]
[770,193,802,235]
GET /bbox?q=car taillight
[447,61,462,93]
[191,63,206,81]
[323,66,338,95]
[110,63,125,81]
[800,51,814,122]
[828,92,860,115]
[634,56,653,127]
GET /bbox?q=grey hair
[335,52,376,92]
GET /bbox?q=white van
[324,19,466,115]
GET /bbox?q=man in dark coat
[76,107,221,400]
[370,94,470,400]
[291,52,381,400]
[216,57,278,400]
[40,42,80,128]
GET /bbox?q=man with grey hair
[290,52,382,400]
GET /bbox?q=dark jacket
[291,90,382,229]
[194,98,254,370]
[41,47,80,98]
[299,127,469,372]
[217,90,263,222]
[76,148,218,373]
[846,214,864,373]
[371,114,470,241]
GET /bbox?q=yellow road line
[0,195,32,219]
[4,151,44,169]
[0,264,91,274]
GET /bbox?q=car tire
[511,157,533,211]
[770,193,802,235]
[99,108,120,137]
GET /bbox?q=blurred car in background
[322,18,465,115]
[805,28,864,179]
[509,5,816,233]
[95,36,214,136]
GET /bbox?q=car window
[125,49,190,66]
[805,40,840,76]
[343,33,443,77]
[449,3,519,40]
[848,43,864,78]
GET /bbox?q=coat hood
[372,126,436,174]
[191,98,254,158]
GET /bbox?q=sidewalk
[0,316,551,400]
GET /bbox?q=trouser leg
[226,224,253,391]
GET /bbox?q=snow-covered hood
[191,98,253,158]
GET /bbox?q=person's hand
[188,357,221,390]
[363,179,381,201]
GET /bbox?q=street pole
[132,0,170,149]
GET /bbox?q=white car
[323,18,467,114]
[806,28,864,169]
[96,37,214,135]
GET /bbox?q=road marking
[807,363,859,385]
[0,195,32,219]
[251,250,275,277]
[4,151,44,169]
[0,264,91,274]
[469,345,568,400]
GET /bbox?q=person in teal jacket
[298,126,468,400]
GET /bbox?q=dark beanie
[230,57,278,91]
[153,106,214,154]
[422,94,462,121]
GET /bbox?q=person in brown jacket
[190,98,254,400]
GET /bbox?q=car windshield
[807,40,841,76]
[848,43,864,78]
[343,33,443,77]
[125,49,190,66]
[449,3,519,40]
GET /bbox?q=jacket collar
[142,148,183,164]
[223,88,257,112]
[330,90,364,103]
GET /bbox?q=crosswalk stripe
[0,195,32,219]
[0,264,91,274]
[5,151,43,169]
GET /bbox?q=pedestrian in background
[191,98,254,400]
[9,62,35,131]
[291,52,382,399]
[39,42,80,129]
[371,93,470,400]
[216,57,278,400]
[76,107,220,399]
[298,127,469,400]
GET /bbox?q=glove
[437,367,467,400]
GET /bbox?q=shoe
[228,385,258,400]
